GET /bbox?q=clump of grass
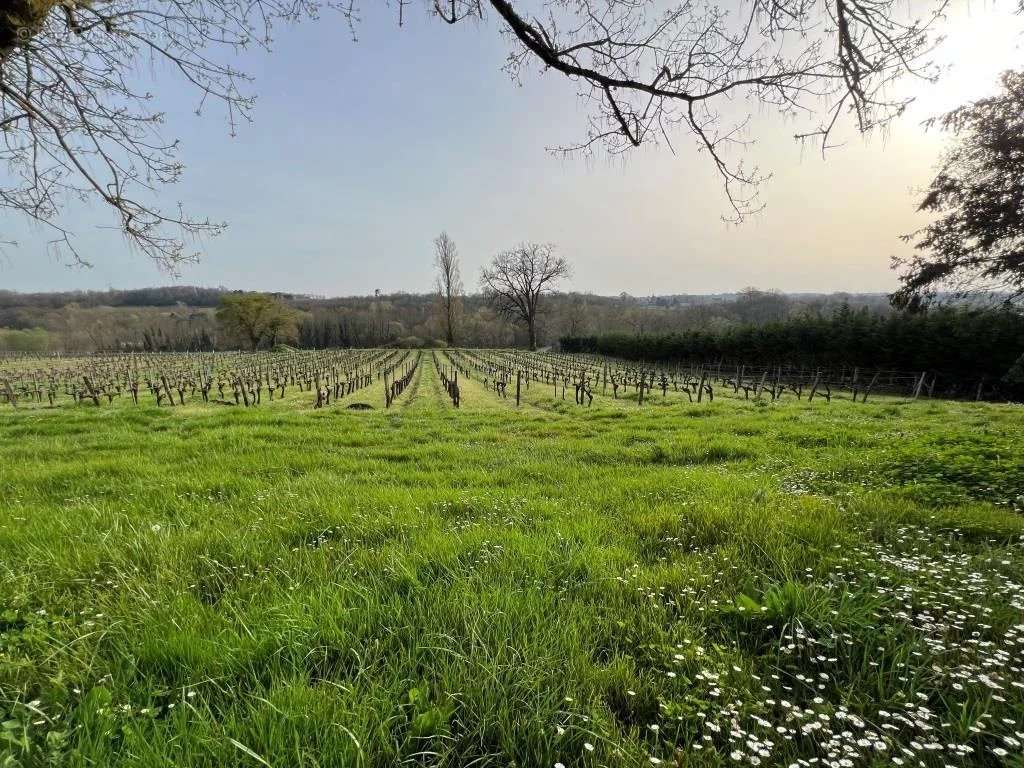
[648,436,754,465]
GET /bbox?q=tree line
[0,287,911,354]
[221,238,570,352]
[0,287,232,310]
[561,307,1024,398]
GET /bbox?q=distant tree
[1004,353,1024,400]
[216,294,297,350]
[480,243,570,350]
[0,327,50,352]
[433,232,463,346]
[734,288,791,324]
[563,293,588,337]
[893,71,1024,309]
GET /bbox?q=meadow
[1,353,1023,767]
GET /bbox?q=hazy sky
[2,2,1022,296]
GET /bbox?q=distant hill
[0,286,897,353]
[0,286,893,311]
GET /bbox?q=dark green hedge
[561,307,1024,391]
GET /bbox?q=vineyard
[1,348,1023,767]
[0,348,959,411]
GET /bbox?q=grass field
[1,354,1023,767]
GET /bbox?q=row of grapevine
[0,349,401,409]
[434,349,949,408]
[0,349,980,411]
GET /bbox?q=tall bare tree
[433,231,463,345]
[480,243,570,350]
[1,0,964,264]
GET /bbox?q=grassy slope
[1,358,1023,767]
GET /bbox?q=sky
[1,1,1022,297]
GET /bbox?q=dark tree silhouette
[480,243,570,350]
[893,71,1024,310]
[2,0,956,264]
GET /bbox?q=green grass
[1,357,1023,767]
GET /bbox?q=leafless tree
[480,242,570,350]
[1,0,957,267]
[433,231,462,345]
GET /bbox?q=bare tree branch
[0,0,968,268]
[430,0,951,220]
[1,0,317,268]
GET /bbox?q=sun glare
[910,3,1024,117]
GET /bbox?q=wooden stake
[912,371,927,399]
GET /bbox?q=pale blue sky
[2,2,1022,296]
